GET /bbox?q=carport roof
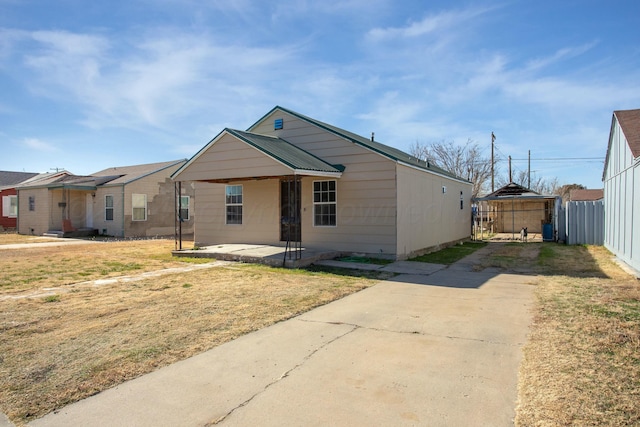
[475,182,556,201]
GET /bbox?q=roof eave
[293,169,343,178]
[397,160,472,185]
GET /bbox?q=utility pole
[508,155,512,183]
[528,150,531,189]
[491,132,495,192]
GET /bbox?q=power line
[511,157,603,162]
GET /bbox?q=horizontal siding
[396,164,472,258]
[192,109,482,257]
[193,180,280,246]
[194,174,398,255]
[176,134,291,181]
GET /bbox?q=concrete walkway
[26,246,536,427]
[0,238,103,250]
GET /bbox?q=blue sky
[1,0,639,190]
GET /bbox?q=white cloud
[18,28,299,130]
[23,137,57,152]
[366,6,492,41]
[524,41,599,72]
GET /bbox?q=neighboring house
[603,108,640,273]
[172,106,472,260]
[569,189,604,202]
[17,160,192,237]
[0,171,38,229]
[475,182,560,239]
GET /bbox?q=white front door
[86,194,94,228]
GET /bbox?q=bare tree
[556,183,586,203]
[503,170,561,195]
[409,139,496,198]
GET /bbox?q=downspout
[121,184,125,237]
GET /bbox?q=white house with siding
[172,106,472,260]
[603,108,640,273]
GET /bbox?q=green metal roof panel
[227,129,343,174]
[254,106,468,183]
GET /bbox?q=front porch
[172,243,341,268]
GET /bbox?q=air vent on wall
[274,118,283,130]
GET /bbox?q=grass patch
[0,240,382,425]
[0,238,205,293]
[516,245,640,426]
[42,295,60,303]
[335,256,393,265]
[409,241,487,264]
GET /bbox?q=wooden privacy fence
[562,200,604,245]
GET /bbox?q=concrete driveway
[29,249,536,427]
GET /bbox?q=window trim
[132,193,147,221]
[2,195,18,218]
[179,195,190,221]
[225,184,243,225]
[105,194,114,221]
[312,180,337,227]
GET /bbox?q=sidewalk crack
[206,323,357,425]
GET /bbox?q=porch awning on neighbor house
[171,128,344,183]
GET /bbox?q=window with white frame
[132,194,147,221]
[105,195,114,221]
[179,196,190,221]
[313,180,337,226]
[2,195,18,218]
[225,185,242,224]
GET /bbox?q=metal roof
[250,106,469,183]
[474,182,556,201]
[227,129,344,175]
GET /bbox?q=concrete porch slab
[172,243,341,268]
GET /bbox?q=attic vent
[274,118,284,130]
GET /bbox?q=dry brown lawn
[0,236,389,425]
[0,233,61,245]
[514,244,640,426]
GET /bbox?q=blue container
[542,223,554,241]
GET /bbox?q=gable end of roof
[249,106,470,184]
[614,109,640,158]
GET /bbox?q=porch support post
[174,181,183,251]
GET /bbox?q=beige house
[172,106,472,259]
[17,160,192,238]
